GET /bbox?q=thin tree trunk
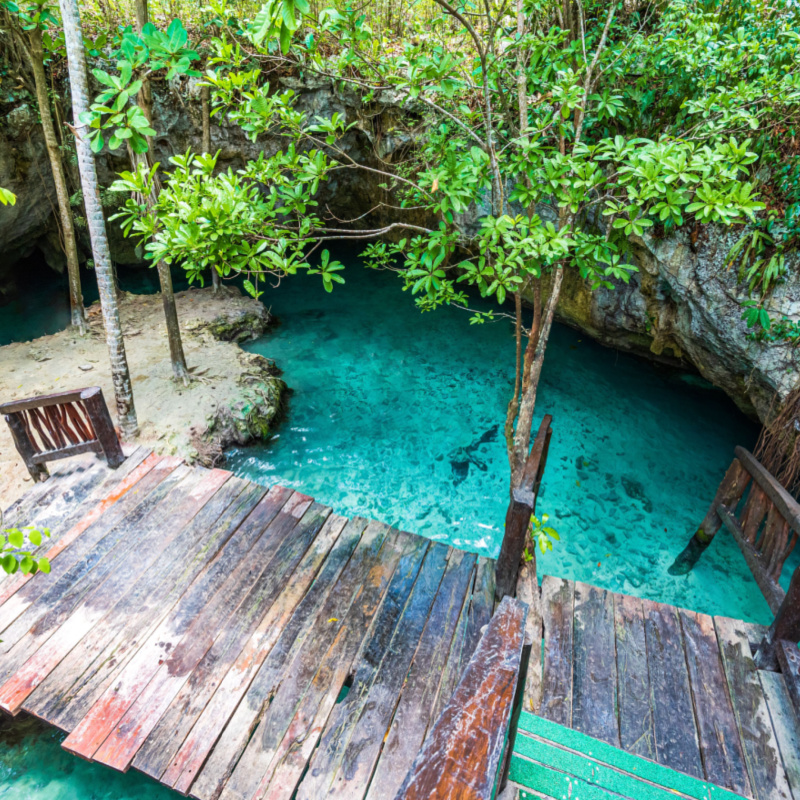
[26,27,86,332]
[201,82,220,293]
[132,0,191,382]
[512,266,564,484]
[58,0,138,438]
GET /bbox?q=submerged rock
[621,476,654,513]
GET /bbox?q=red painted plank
[91,494,320,772]
[161,514,353,793]
[0,469,231,715]
[60,485,296,761]
[0,452,162,607]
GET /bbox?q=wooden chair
[1,387,125,482]
[696,446,800,673]
[494,414,553,601]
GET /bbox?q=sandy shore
[0,286,284,510]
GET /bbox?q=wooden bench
[394,596,527,800]
[1,387,125,482]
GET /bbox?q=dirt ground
[0,286,280,510]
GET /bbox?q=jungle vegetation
[1,0,798,568]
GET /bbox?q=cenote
[0,248,781,798]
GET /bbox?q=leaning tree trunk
[58,0,138,439]
[130,0,191,382]
[26,26,86,332]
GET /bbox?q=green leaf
[29,529,42,547]
[7,530,23,548]
[38,558,51,574]
[279,20,292,53]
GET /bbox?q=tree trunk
[129,149,191,383]
[130,0,191,383]
[512,267,564,484]
[58,0,138,439]
[201,82,220,293]
[27,27,86,332]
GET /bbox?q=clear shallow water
[0,715,180,799]
[229,260,772,624]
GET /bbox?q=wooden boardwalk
[513,575,800,800]
[0,448,499,800]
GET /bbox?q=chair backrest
[1,387,125,482]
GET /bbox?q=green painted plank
[511,753,671,800]
[513,735,746,800]
[516,713,744,800]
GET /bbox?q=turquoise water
[0,258,187,346]
[229,260,771,624]
[0,715,179,799]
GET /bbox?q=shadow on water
[0,256,189,347]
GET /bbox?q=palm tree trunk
[25,27,86,332]
[58,0,138,439]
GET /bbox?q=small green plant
[0,520,51,575]
[524,513,560,560]
[0,187,16,206]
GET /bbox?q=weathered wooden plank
[540,575,574,727]
[134,512,349,782]
[776,641,800,720]
[51,483,280,735]
[428,560,472,725]
[0,460,190,681]
[572,582,619,747]
[680,610,751,796]
[458,556,494,678]
[91,496,326,771]
[0,468,231,715]
[28,447,152,542]
[759,670,800,800]
[613,593,654,760]
[719,509,785,614]
[715,615,792,800]
[162,515,365,795]
[736,448,800,538]
[365,550,477,800]
[223,533,429,800]
[26,478,262,726]
[393,596,527,800]
[311,543,451,800]
[0,450,160,604]
[255,531,416,800]
[60,485,296,760]
[0,453,177,633]
[1,454,99,529]
[189,519,394,800]
[643,599,703,779]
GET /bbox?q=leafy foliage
[0,522,51,575]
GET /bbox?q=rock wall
[553,225,800,421]
[2,72,798,422]
[0,73,414,272]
